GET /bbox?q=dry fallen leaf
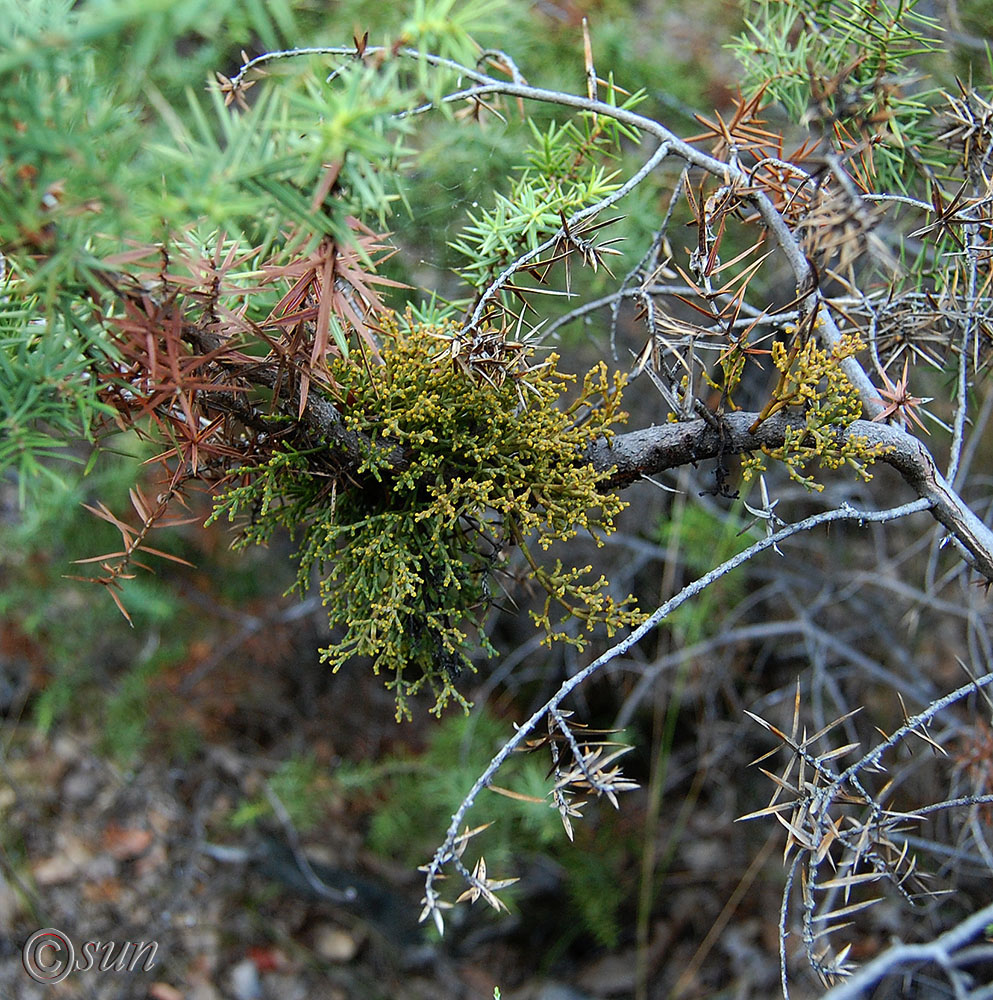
[103,823,154,860]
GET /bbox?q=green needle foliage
[450,103,643,291]
[0,0,495,489]
[732,0,940,190]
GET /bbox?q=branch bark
[183,313,993,581]
[587,412,993,581]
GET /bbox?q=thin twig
[421,498,931,929]
[818,900,993,1000]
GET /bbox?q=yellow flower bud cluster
[743,328,890,490]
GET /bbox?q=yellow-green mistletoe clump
[743,321,890,490]
[212,317,640,718]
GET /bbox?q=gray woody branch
[587,412,993,581]
[193,306,993,582]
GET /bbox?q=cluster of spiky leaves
[741,683,941,988]
[742,320,890,490]
[211,317,639,718]
[0,0,422,491]
[450,93,643,314]
[731,0,939,191]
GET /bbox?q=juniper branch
[216,45,993,579]
[421,498,932,930]
[587,414,993,581]
[818,900,993,1000]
